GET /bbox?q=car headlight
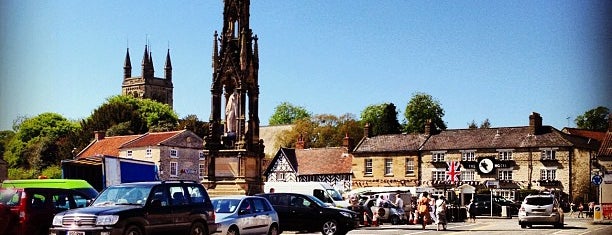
[52,215,64,226]
[96,215,120,226]
[340,211,352,218]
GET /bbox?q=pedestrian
[417,192,432,230]
[467,199,477,223]
[578,202,584,218]
[436,196,448,231]
[569,202,575,217]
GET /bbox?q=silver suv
[518,193,564,228]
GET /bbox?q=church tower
[121,46,174,107]
[203,0,265,195]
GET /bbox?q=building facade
[121,46,174,107]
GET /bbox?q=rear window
[525,197,553,206]
[0,189,21,206]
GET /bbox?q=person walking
[467,199,477,223]
[436,196,448,231]
[417,192,432,230]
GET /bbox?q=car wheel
[321,219,338,235]
[123,225,143,235]
[390,215,400,225]
[190,222,207,235]
[227,226,239,235]
[267,225,279,235]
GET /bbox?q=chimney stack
[94,131,106,141]
[529,112,543,135]
[295,134,305,149]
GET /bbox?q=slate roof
[352,133,429,154]
[77,135,140,158]
[264,147,352,176]
[421,126,598,151]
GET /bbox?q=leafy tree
[268,102,311,125]
[178,114,209,138]
[403,92,447,133]
[575,106,609,131]
[361,103,401,136]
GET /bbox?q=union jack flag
[445,161,461,183]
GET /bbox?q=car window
[525,197,553,206]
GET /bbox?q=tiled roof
[120,130,183,148]
[562,128,606,142]
[294,148,352,175]
[77,135,140,158]
[353,133,428,153]
[421,126,579,150]
[598,131,612,157]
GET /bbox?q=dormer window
[170,149,178,158]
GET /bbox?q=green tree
[268,102,311,125]
[360,103,401,136]
[575,106,609,131]
[403,92,447,133]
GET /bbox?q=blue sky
[1,0,610,131]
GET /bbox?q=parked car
[471,194,520,216]
[211,195,279,235]
[518,193,564,228]
[49,180,218,235]
[0,179,98,235]
[258,192,359,235]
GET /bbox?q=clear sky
[1,0,610,132]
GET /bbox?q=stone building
[420,112,599,202]
[352,124,428,188]
[121,45,174,107]
[77,130,204,182]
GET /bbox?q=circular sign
[478,158,494,174]
[592,175,603,186]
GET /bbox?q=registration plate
[67,231,85,235]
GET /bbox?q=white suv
[518,193,564,228]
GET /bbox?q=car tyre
[268,224,279,235]
[321,219,338,235]
[123,225,143,235]
[227,226,239,235]
[190,222,207,235]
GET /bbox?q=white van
[264,181,349,208]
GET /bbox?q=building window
[145,148,152,158]
[498,169,513,180]
[432,170,445,181]
[199,164,205,179]
[498,150,513,160]
[384,159,393,175]
[461,170,475,181]
[461,150,476,161]
[199,151,205,160]
[364,159,373,176]
[170,149,178,158]
[126,150,133,158]
[540,169,556,180]
[432,152,445,162]
[170,162,178,177]
[541,149,556,160]
[405,158,414,175]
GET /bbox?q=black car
[258,192,359,235]
[49,180,217,235]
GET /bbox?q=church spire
[123,48,132,79]
[164,49,172,81]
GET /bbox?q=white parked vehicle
[264,181,349,208]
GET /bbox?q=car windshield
[0,189,20,206]
[326,189,343,201]
[525,197,553,206]
[212,198,241,213]
[92,185,151,206]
